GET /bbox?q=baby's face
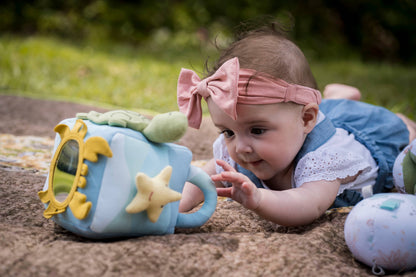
[208,99,309,188]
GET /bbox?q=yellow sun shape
[38,119,112,220]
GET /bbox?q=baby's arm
[254,179,340,226]
[179,159,220,212]
[213,160,340,226]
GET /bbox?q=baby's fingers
[216,159,236,172]
[211,171,249,186]
[211,171,247,187]
[216,187,232,198]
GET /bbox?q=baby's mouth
[237,155,263,168]
[246,159,263,167]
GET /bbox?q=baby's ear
[302,103,319,134]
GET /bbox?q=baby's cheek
[224,143,237,160]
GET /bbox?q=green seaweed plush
[393,139,416,194]
[76,110,188,143]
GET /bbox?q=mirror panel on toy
[52,139,79,203]
[38,119,112,220]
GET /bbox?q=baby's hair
[207,22,318,89]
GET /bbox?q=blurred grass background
[0,35,205,115]
[1,0,415,117]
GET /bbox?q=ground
[1,95,414,276]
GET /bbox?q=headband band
[177,57,321,129]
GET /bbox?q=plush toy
[76,110,188,143]
[344,140,416,275]
[38,110,217,239]
[393,139,416,194]
[344,193,416,275]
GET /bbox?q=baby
[177,25,416,226]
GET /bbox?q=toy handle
[176,165,217,228]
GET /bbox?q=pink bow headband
[177,57,322,129]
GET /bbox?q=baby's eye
[251,128,266,135]
[221,129,235,138]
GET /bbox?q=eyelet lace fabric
[294,149,373,194]
[294,128,378,195]
[213,134,236,187]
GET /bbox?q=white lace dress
[213,112,378,198]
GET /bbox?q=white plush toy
[344,193,416,275]
[345,139,416,275]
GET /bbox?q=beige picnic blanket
[1,95,414,277]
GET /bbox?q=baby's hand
[212,159,262,211]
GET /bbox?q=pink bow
[177,58,240,129]
[177,57,322,129]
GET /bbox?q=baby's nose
[235,137,252,153]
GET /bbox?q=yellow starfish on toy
[125,166,182,222]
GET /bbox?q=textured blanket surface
[1,95,414,277]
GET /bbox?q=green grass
[0,35,216,114]
[1,35,415,118]
[311,60,416,117]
